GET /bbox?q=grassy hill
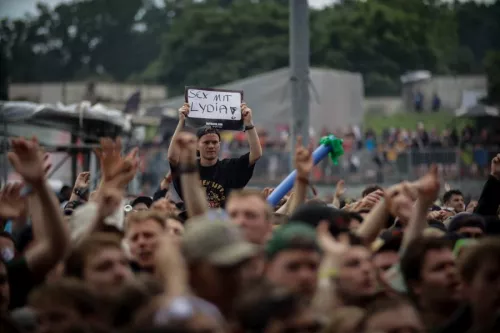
[363,110,473,134]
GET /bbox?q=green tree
[484,51,500,106]
[2,0,500,99]
[1,0,163,83]
[311,0,458,96]
[151,0,289,95]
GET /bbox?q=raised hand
[8,137,46,185]
[241,103,253,126]
[334,180,346,199]
[75,171,90,189]
[160,172,172,190]
[111,148,139,189]
[490,153,500,180]
[466,200,478,213]
[316,221,348,256]
[360,189,384,210]
[294,136,313,178]
[415,164,440,206]
[0,183,26,220]
[427,210,446,221]
[94,137,123,183]
[175,131,198,164]
[96,187,123,219]
[262,187,275,198]
[179,103,190,121]
[385,182,416,221]
[151,197,178,215]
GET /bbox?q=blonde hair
[325,306,365,333]
[422,227,446,238]
[125,210,167,232]
[227,189,273,220]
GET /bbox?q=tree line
[0,0,499,102]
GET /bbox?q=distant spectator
[429,128,442,148]
[415,91,424,112]
[417,122,429,147]
[432,93,441,112]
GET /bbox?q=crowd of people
[138,121,500,190]
[1,102,500,333]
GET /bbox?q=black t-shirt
[171,153,255,208]
[7,257,43,310]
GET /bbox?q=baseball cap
[265,222,319,259]
[182,218,257,266]
[196,126,221,140]
[289,203,350,237]
[131,196,153,209]
[447,212,485,233]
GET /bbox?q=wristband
[74,187,89,201]
[297,176,309,185]
[244,124,255,131]
[178,164,198,174]
[319,268,338,279]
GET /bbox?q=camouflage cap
[265,222,320,259]
[182,217,257,266]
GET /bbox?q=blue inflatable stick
[267,135,344,207]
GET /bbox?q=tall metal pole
[289,0,310,171]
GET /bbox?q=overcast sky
[0,0,339,18]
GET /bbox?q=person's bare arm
[401,165,440,250]
[68,172,90,202]
[27,194,46,241]
[76,187,123,243]
[0,183,28,234]
[332,180,345,208]
[176,131,208,218]
[312,221,349,315]
[275,192,294,216]
[241,104,262,165]
[26,181,70,275]
[8,137,70,277]
[167,104,189,166]
[355,191,388,244]
[356,190,389,244]
[156,234,188,297]
[287,137,313,214]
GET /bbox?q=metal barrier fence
[136,146,499,193]
[1,146,497,195]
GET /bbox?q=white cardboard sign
[184,87,244,130]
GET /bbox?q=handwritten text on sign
[187,89,242,121]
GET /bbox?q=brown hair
[459,237,500,284]
[400,237,452,301]
[28,278,106,317]
[362,185,383,198]
[125,210,168,232]
[65,232,123,279]
[227,189,273,221]
[165,212,185,224]
[356,297,418,332]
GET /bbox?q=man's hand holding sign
[164,87,262,209]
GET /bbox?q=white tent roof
[454,90,499,117]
